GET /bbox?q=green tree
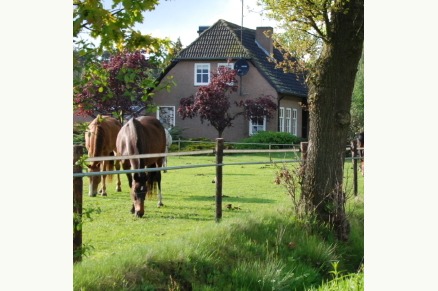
[74,50,169,121]
[259,0,364,240]
[73,0,174,118]
[73,0,168,53]
[350,52,364,137]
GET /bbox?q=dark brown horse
[85,115,123,196]
[116,116,166,217]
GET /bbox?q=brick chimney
[197,26,210,35]
[255,27,273,56]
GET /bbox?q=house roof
[176,19,308,98]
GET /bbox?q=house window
[285,108,291,133]
[156,106,175,129]
[279,107,285,132]
[194,63,210,85]
[249,116,266,135]
[291,109,297,135]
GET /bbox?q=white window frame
[194,63,210,85]
[249,116,266,135]
[156,106,175,129]
[291,109,298,136]
[279,107,285,132]
[285,108,291,133]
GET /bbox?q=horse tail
[146,170,160,198]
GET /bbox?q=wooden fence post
[269,143,272,162]
[73,145,83,263]
[215,138,224,222]
[299,142,308,179]
[351,140,358,196]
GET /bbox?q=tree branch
[322,0,332,39]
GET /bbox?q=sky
[105,0,279,47]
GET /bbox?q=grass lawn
[75,153,364,290]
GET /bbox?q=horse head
[131,172,148,217]
[87,162,102,197]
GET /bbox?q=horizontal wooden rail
[74,156,363,179]
[86,148,300,163]
[86,150,214,162]
[223,149,299,154]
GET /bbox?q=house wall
[278,96,304,137]
[151,60,282,141]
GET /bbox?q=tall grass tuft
[74,210,358,290]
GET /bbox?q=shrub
[167,126,185,141]
[73,122,88,145]
[235,131,303,149]
[176,138,216,152]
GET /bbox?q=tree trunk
[301,0,364,241]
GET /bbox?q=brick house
[150,19,309,141]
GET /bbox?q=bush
[235,131,303,149]
[172,138,216,152]
[168,126,185,141]
[73,122,89,145]
[183,138,215,151]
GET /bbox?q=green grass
[74,153,364,290]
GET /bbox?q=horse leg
[115,159,122,192]
[121,159,132,188]
[121,159,134,213]
[97,161,107,196]
[163,151,167,173]
[101,174,108,196]
[156,171,164,207]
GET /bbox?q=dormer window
[194,63,210,85]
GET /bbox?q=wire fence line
[75,147,362,178]
[73,139,364,262]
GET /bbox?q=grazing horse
[163,128,173,172]
[356,132,364,176]
[85,115,122,196]
[116,116,166,217]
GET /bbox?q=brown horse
[85,115,122,196]
[116,116,166,217]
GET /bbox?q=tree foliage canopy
[73,0,167,53]
[73,0,179,119]
[259,0,361,73]
[178,67,277,138]
[74,50,174,120]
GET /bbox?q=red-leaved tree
[178,66,277,138]
[74,50,162,121]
